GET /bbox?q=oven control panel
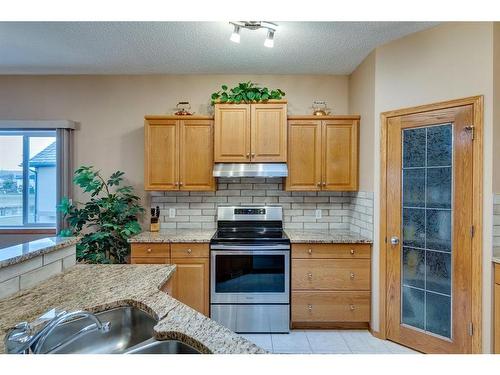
[234,208,266,215]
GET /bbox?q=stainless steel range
[210,206,290,333]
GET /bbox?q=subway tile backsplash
[150,178,374,239]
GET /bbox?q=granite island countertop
[0,236,79,269]
[129,229,371,244]
[0,264,265,354]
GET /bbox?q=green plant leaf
[210,82,285,106]
[246,91,255,100]
[221,85,228,91]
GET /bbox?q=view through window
[0,130,57,227]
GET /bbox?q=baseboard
[291,322,370,330]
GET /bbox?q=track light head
[230,24,241,43]
[264,29,275,48]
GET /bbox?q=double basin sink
[36,306,201,354]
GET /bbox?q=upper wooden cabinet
[214,102,287,163]
[286,116,359,191]
[144,116,215,191]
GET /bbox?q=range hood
[213,163,288,178]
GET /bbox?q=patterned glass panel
[401,123,453,339]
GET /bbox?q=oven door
[210,246,290,304]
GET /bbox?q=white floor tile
[240,334,273,352]
[383,340,419,354]
[272,331,312,354]
[340,330,394,354]
[305,331,352,354]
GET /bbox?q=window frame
[0,129,57,229]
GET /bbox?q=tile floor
[241,330,419,354]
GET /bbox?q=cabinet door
[322,120,359,191]
[251,103,287,162]
[214,104,251,162]
[495,282,500,354]
[144,120,179,190]
[171,257,209,316]
[285,120,322,191]
[179,120,215,191]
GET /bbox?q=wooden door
[251,103,287,162]
[144,119,178,190]
[322,120,359,191]
[179,119,215,191]
[285,120,322,191]
[385,105,474,353]
[171,257,209,316]
[214,104,251,162]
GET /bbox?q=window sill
[0,228,56,235]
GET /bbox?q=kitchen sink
[125,338,201,354]
[39,306,157,354]
[34,306,201,354]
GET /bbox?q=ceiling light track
[229,21,277,48]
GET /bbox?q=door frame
[378,95,483,353]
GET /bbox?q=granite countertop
[129,229,371,244]
[284,229,372,244]
[493,247,500,264]
[128,229,215,243]
[0,264,264,354]
[0,237,79,269]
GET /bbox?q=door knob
[390,236,400,245]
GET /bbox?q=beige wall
[494,23,500,193]
[368,22,494,352]
[0,74,349,209]
[348,51,376,192]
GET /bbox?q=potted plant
[210,81,285,105]
[58,166,144,264]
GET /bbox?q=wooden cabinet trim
[495,264,500,285]
[292,243,371,259]
[288,115,361,121]
[131,243,170,258]
[130,257,170,264]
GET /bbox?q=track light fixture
[229,21,278,48]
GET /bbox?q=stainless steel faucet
[4,310,111,354]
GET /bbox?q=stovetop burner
[212,228,289,242]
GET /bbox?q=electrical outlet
[169,208,176,218]
[315,209,322,219]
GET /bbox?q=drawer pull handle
[350,272,355,280]
[147,248,152,253]
[350,304,355,311]
[308,248,312,255]
[187,248,192,254]
[307,272,313,280]
[350,249,355,255]
[308,304,313,311]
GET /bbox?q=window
[0,130,57,228]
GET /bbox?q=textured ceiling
[0,22,438,74]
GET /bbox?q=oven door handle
[210,244,290,250]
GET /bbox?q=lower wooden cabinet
[291,243,371,328]
[130,243,170,263]
[495,264,500,354]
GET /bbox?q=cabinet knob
[251,153,255,158]
[350,248,355,255]
[350,272,355,280]
[174,182,179,186]
[308,304,313,311]
[307,248,312,255]
[179,182,183,186]
[187,248,192,254]
[147,248,152,253]
[246,153,250,158]
[322,182,326,186]
[350,304,355,311]
[307,272,313,280]
[317,182,321,187]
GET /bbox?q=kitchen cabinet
[286,116,359,191]
[495,264,500,353]
[144,116,215,191]
[214,102,287,163]
[130,243,170,264]
[291,243,371,328]
[171,243,210,316]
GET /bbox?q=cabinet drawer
[130,257,170,264]
[292,259,370,290]
[292,291,370,322]
[131,243,170,258]
[292,243,370,259]
[495,264,500,285]
[171,243,209,258]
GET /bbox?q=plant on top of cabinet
[58,166,144,264]
[210,81,285,105]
